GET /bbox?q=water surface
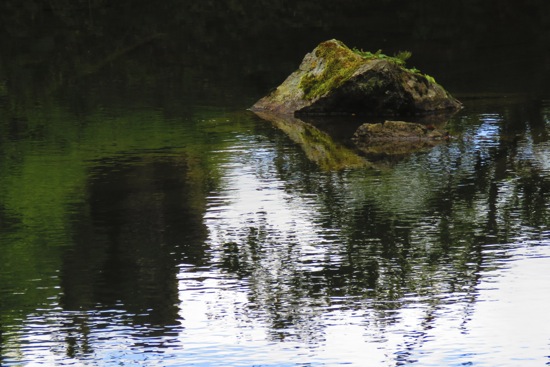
[1,94,550,366]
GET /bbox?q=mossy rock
[352,120,449,158]
[251,39,462,116]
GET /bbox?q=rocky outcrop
[251,39,461,116]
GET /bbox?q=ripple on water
[2,308,184,367]
[5,107,550,366]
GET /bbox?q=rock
[353,120,449,141]
[352,120,449,158]
[251,39,462,116]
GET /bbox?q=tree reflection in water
[201,97,550,362]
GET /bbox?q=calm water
[2,3,550,366]
[1,93,550,366]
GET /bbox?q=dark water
[2,2,550,366]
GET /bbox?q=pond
[1,2,550,366]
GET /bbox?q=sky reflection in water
[2,100,550,366]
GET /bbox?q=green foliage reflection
[0,99,250,329]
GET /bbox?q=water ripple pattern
[3,102,550,366]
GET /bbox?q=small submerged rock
[353,120,449,142]
[251,39,462,116]
[352,120,450,158]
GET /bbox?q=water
[2,3,550,366]
[1,95,550,366]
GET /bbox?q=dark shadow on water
[61,155,208,329]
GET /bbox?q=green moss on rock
[299,40,363,100]
[251,39,461,115]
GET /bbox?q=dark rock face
[251,39,462,116]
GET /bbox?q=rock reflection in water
[252,111,370,170]
[253,110,460,169]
